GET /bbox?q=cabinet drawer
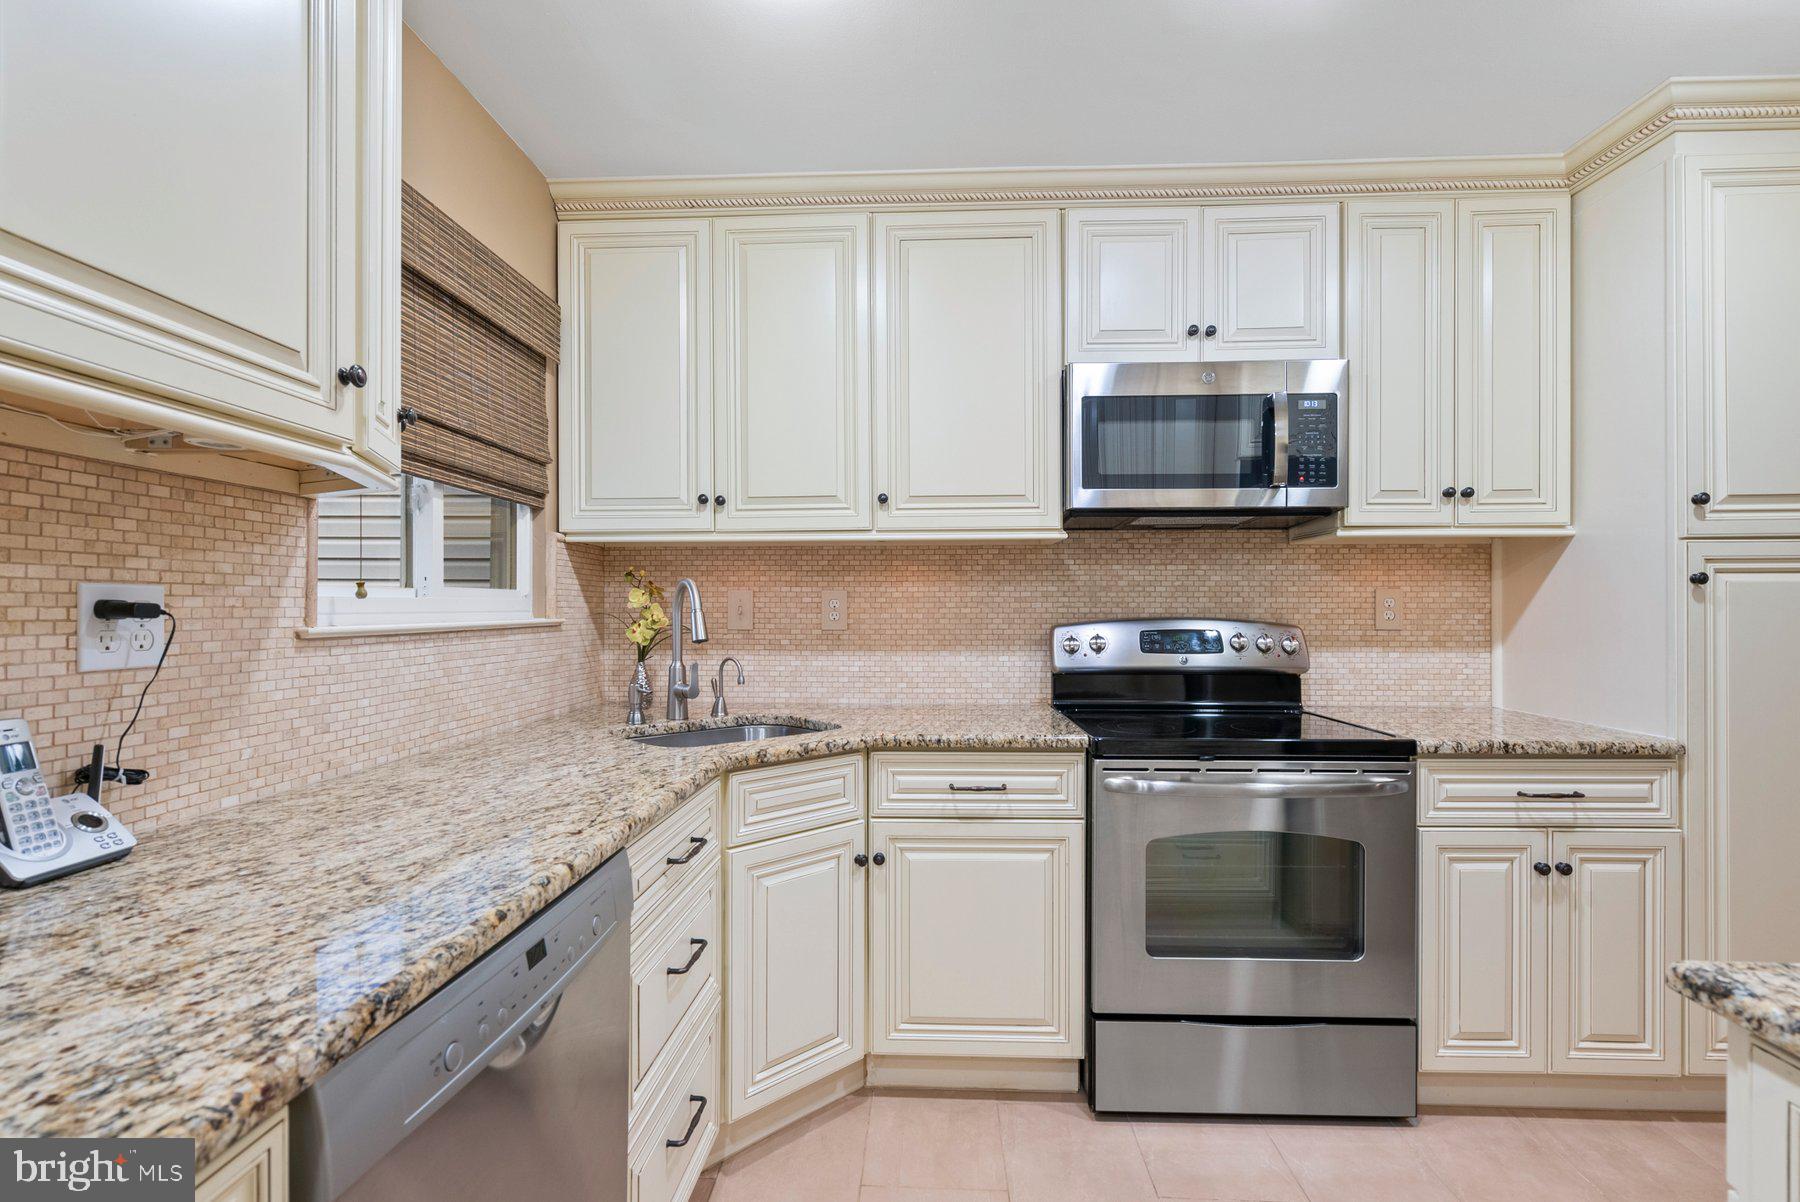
[196,1111,288,1202]
[870,752,1085,818]
[630,997,721,1202]
[631,781,722,909]
[631,868,720,1114]
[726,754,864,846]
[1418,759,1678,827]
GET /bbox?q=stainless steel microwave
[1063,360,1347,528]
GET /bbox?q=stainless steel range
[1052,619,1419,1119]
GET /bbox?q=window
[315,475,532,629]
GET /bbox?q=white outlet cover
[820,589,847,633]
[1373,588,1406,632]
[77,582,167,672]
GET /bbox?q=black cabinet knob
[698,494,709,506]
[1459,486,1475,499]
[1186,324,1201,337]
[1533,861,1552,876]
[1691,491,1711,506]
[713,495,725,506]
[871,851,885,866]
[337,364,368,388]
[1554,862,1573,876]
[1441,486,1457,499]
[1203,324,1218,338]
[877,493,889,505]
[1690,571,1710,585]
[853,853,868,867]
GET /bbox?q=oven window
[1080,393,1273,491]
[1144,831,1364,960]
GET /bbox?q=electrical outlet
[1374,588,1406,632]
[77,582,167,672]
[821,589,848,633]
[728,589,753,631]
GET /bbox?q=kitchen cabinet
[628,995,720,1202]
[872,210,1061,531]
[195,1112,288,1202]
[868,819,1084,1058]
[1064,208,1202,361]
[1682,151,1800,537]
[0,0,402,486]
[1743,1035,1800,1202]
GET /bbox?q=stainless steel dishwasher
[292,851,631,1202]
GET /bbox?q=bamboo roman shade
[399,183,559,508]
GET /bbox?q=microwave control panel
[1287,394,1338,488]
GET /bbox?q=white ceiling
[403,0,1800,180]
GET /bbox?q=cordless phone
[0,716,135,888]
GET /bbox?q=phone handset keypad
[2,769,70,860]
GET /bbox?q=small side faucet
[711,657,745,717]
[666,578,708,720]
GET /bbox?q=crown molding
[551,75,1800,215]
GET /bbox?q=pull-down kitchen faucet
[667,578,708,720]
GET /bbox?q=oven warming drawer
[1091,1018,1417,1118]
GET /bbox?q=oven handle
[1100,773,1410,800]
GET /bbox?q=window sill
[295,617,563,641]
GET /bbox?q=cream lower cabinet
[868,819,1084,1058]
[1421,827,1681,1075]
[196,1113,288,1202]
[1739,1034,1800,1202]
[0,0,402,485]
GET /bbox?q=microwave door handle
[1268,391,1287,491]
[1100,773,1410,800]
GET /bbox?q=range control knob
[1254,634,1274,654]
[1280,635,1300,655]
[1088,633,1109,654]
[1060,634,1081,655]
[443,1041,465,1072]
[1228,632,1248,652]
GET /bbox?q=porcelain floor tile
[862,1097,1008,1192]
[1129,1116,1305,1201]
[1261,1118,1456,1202]
[1511,1110,1722,1202]
[858,1189,1010,1202]
[1000,1099,1158,1202]
[1407,1109,1606,1202]
[714,1095,871,1202]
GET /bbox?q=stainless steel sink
[629,723,820,749]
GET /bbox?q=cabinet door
[1420,830,1548,1072]
[1685,541,1800,1072]
[1199,203,1340,360]
[726,820,865,1120]
[559,219,713,534]
[1453,196,1571,526]
[869,820,1083,1058]
[873,210,1061,531]
[1064,208,1202,361]
[0,0,378,445]
[1749,1044,1800,1202]
[1683,152,1800,536]
[1549,830,1682,1075]
[1344,199,1457,526]
[714,214,871,531]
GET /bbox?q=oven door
[1091,759,1416,1021]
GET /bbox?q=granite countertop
[0,704,1084,1168]
[1326,704,1684,758]
[1668,962,1800,1058]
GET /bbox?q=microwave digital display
[1139,629,1224,655]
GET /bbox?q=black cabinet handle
[948,783,1008,792]
[1459,486,1475,499]
[666,937,708,975]
[1533,861,1552,876]
[1692,491,1711,506]
[877,493,889,505]
[1516,790,1586,800]
[337,364,368,388]
[1441,486,1457,499]
[871,851,885,866]
[1186,324,1201,337]
[666,836,707,866]
[1690,571,1710,586]
[698,493,709,506]
[713,495,725,507]
[854,853,869,867]
[1554,862,1574,876]
[667,1095,708,1148]
[1203,324,1218,338]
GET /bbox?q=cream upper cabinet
[1200,203,1341,361]
[713,215,871,531]
[559,219,714,534]
[868,819,1084,1059]
[1453,195,1571,526]
[1344,199,1457,526]
[1685,541,1800,1071]
[1064,208,1202,361]
[873,210,1062,531]
[1682,152,1800,536]
[0,0,401,481]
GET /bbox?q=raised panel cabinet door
[0,0,381,448]
[868,820,1084,1058]
[195,1113,288,1202]
[1549,830,1681,1075]
[559,219,714,534]
[1453,195,1571,526]
[873,210,1062,531]
[714,214,871,531]
[1683,151,1800,536]
[1343,199,1456,527]
[1685,541,1800,1072]
[1199,203,1341,360]
[1748,1044,1800,1202]
[1064,207,1203,361]
[1419,829,1549,1072]
[726,819,865,1120]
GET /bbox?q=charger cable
[90,600,178,786]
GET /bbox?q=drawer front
[871,752,1085,818]
[630,997,721,1202]
[1418,759,1678,827]
[632,780,722,907]
[631,867,720,1110]
[726,754,865,846]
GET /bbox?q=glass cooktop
[1057,706,1415,761]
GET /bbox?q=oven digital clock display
[1138,629,1224,654]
